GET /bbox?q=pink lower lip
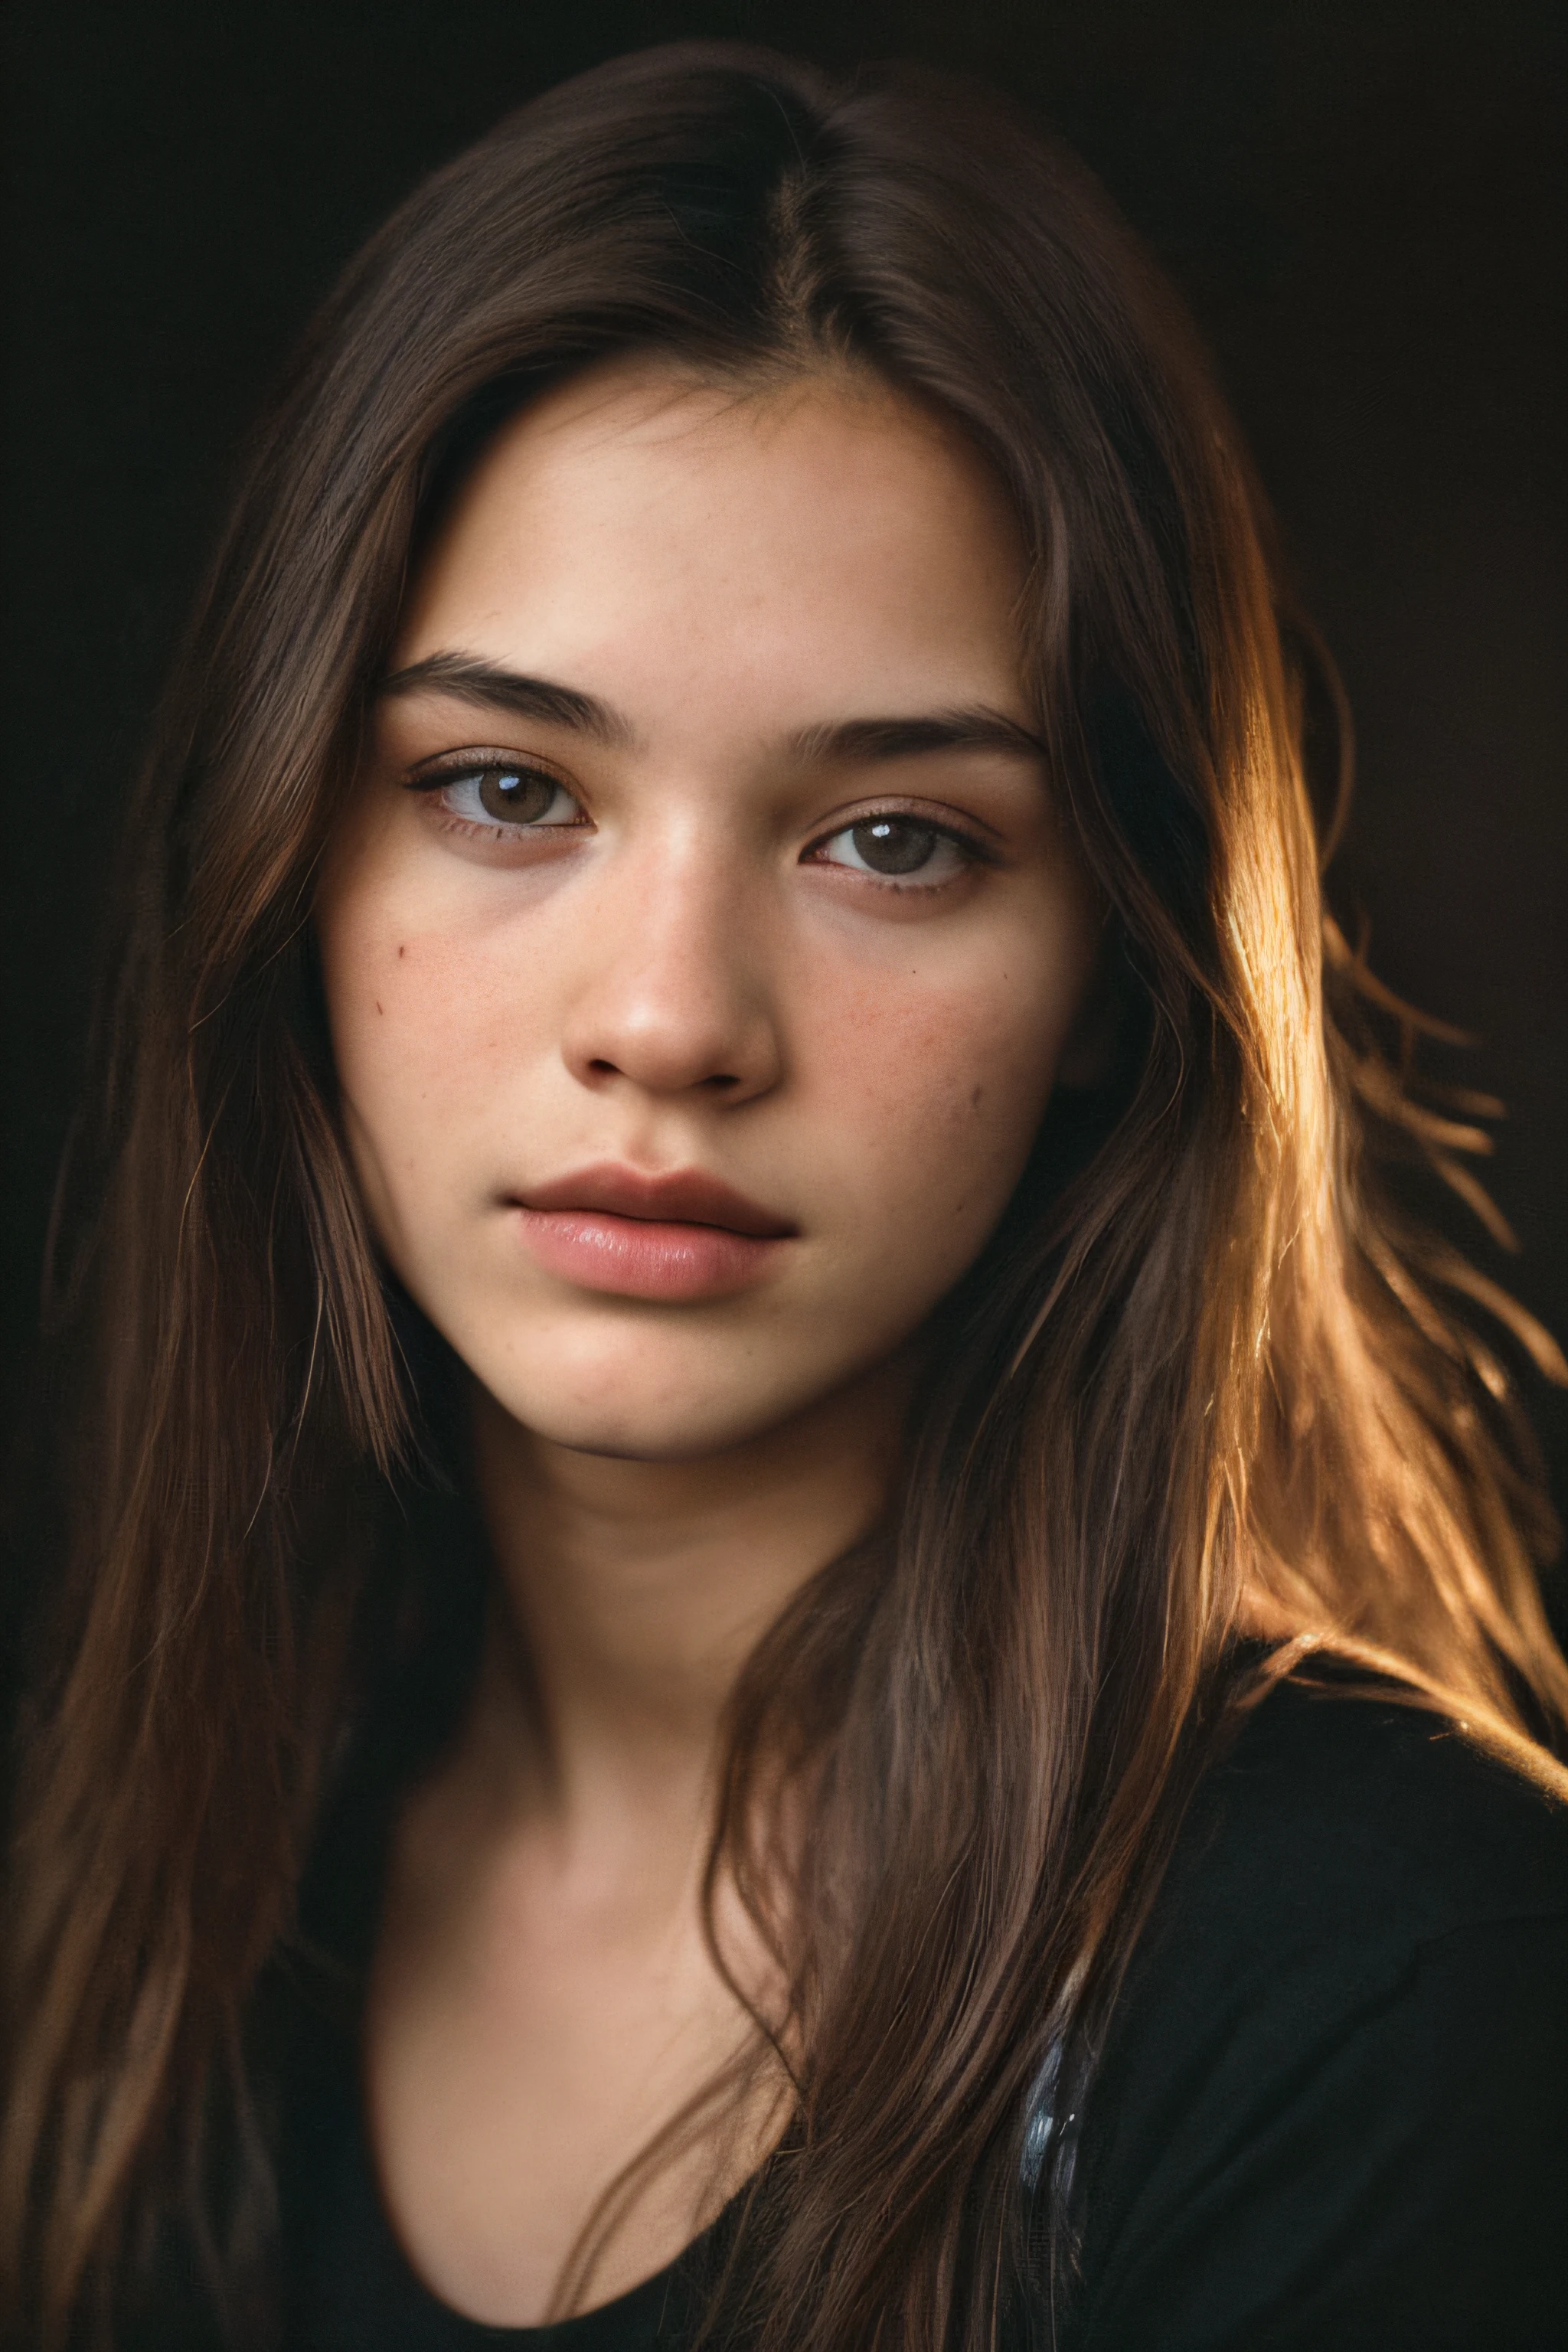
[516,1208,788,1301]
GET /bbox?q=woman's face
[318,361,1102,1459]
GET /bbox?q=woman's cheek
[812,955,1065,1253]
[326,867,519,1107]
[318,882,492,1256]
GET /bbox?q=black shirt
[1060,1675,1568,2350]
[279,1675,1568,2351]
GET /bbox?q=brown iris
[851,817,938,874]
[475,766,560,823]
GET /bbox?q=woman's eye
[814,816,970,884]
[431,764,582,828]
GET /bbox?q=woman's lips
[517,1211,786,1300]
[509,1164,796,1302]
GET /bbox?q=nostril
[581,1057,741,1089]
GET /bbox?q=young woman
[4,41,1566,2352]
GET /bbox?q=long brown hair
[5,41,1566,2350]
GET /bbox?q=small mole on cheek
[375,1001,384,1015]
[971,1085,984,1110]
[397,944,407,959]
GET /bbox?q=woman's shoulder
[1060,1672,1568,2351]
[1160,1664,1568,1965]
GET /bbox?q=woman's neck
[464,1358,908,1838]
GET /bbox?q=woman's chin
[470,1363,829,1466]
[462,1317,914,1470]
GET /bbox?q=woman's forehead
[394,360,1033,740]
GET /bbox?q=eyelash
[404,755,995,887]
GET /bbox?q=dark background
[3,2,1565,1583]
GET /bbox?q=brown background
[3,2,1563,1609]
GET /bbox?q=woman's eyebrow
[377,652,635,746]
[378,655,1044,769]
[786,710,1047,766]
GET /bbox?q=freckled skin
[316,363,1103,1460]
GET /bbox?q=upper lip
[514,1162,797,1239]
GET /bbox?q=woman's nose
[558,836,784,1105]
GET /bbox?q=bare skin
[315,360,1106,2320]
